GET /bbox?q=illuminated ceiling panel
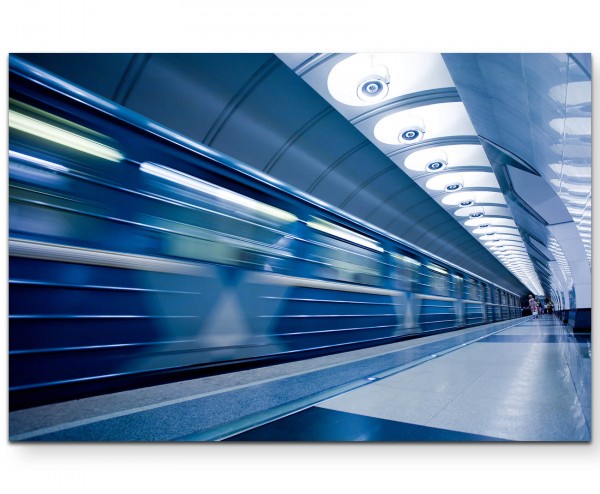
[373,102,477,145]
[327,53,454,107]
[441,191,506,206]
[314,53,543,294]
[403,144,490,174]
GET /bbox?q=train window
[307,217,383,252]
[452,273,464,297]
[140,162,297,224]
[465,277,481,301]
[389,252,421,290]
[422,262,450,296]
[426,263,447,275]
[135,162,300,272]
[304,216,384,286]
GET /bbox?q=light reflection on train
[8,56,521,409]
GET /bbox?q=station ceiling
[16,53,592,300]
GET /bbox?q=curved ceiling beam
[204,55,281,146]
[263,107,335,174]
[306,140,371,194]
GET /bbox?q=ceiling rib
[307,140,370,194]
[204,55,280,146]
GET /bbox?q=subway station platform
[9,315,590,442]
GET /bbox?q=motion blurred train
[8,56,521,409]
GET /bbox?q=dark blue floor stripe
[225,407,509,442]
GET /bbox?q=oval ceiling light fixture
[480,233,520,242]
[441,191,476,206]
[356,65,390,103]
[399,126,425,144]
[455,205,508,218]
[426,159,447,172]
[503,255,530,261]
[485,226,519,235]
[549,80,591,105]
[488,238,521,246]
[374,102,477,145]
[468,208,485,219]
[425,173,463,192]
[496,244,526,252]
[398,115,426,145]
[443,190,507,207]
[403,148,449,174]
[477,217,516,228]
[404,144,491,175]
[444,182,463,192]
[326,53,455,107]
[445,174,464,193]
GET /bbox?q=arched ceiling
[441,53,592,309]
[16,53,591,302]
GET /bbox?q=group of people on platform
[527,294,554,319]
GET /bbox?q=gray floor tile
[319,384,458,425]
[425,397,589,441]
[320,316,591,442]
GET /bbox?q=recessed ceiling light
[326,54,455,107]
[475,226,496,234]
[398,125,425,144]
[443,191,507,206]
[426,173,464,192]
[374,102,477,145]
[356,65,390,102]
[444,183,463,192]
[425,159,448,172]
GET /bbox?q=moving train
[8,56,522,410]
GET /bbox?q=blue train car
[8,56,522,409]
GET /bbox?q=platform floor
[9,315,591,442]
[228,315,591,441]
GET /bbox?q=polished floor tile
[233,316,590,442]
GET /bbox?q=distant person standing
[528,294,538,319]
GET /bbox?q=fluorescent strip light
[308,218,383,252]
[9,111,123,162]
[141,162,297,223]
